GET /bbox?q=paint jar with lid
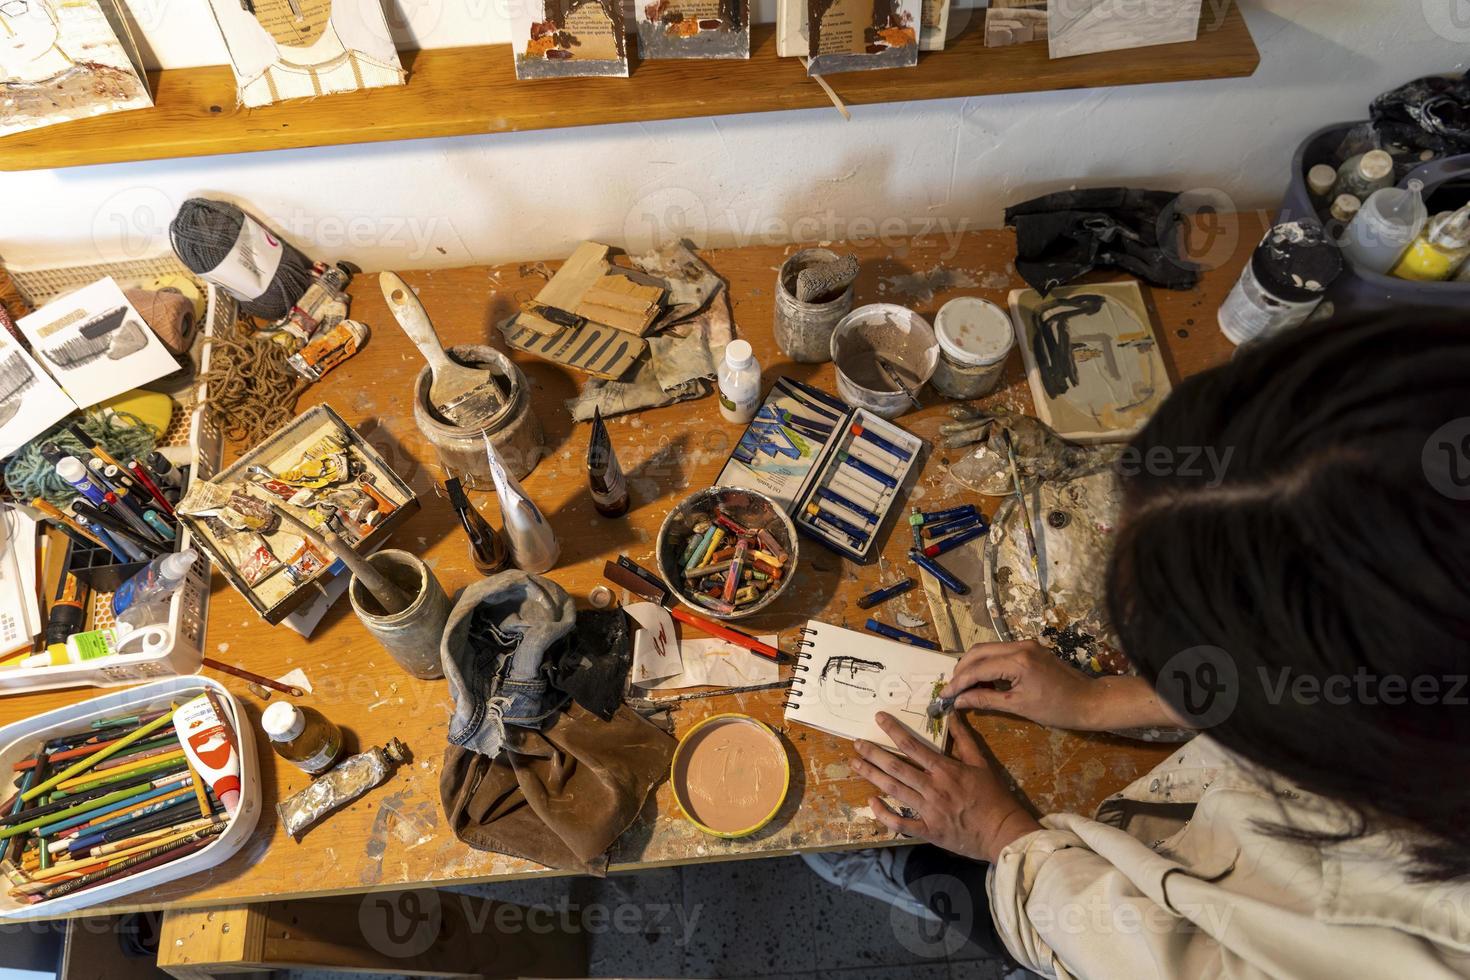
[1218,220,1343,346]
[930,297,1014,400]
[772,248,856,363]
[261,702,343,776]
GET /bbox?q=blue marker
[909,548,970,595]
[865,618,941,650]
[55,457,107,506]
[922,514,985,540]
[922,523,988,558]
[143,510,177,541]
[816,487,879,525]
[919,505,979,525]
[849,422,913,462]
[856,578,917,610]
[838,452,898,489]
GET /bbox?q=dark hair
[1106,310,1470,881]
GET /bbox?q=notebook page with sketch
[785,620,957,752]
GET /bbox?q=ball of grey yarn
[169,198,318,321]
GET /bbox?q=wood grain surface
[0,212,1271,916]
[0,7,1259,171]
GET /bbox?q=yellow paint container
[670,713,790,839]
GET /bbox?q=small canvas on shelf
[0,0,152,137]
[806,0,921,74]
[636,0,750,58]
[513,0,630,79]
[205,0,405,108]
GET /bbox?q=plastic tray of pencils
[0,675,259,916]
[0,255,229,695]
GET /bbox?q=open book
[785,620,957,752]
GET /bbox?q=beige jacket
[988,735,1470,978]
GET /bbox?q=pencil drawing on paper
[818,654,930,724]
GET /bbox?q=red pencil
[669,606,782,661]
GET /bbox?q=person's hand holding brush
[940,640,1189,732]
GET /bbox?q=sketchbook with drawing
[784,620,957,752]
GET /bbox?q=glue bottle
[717,340,761,424]
[1341,179,1427,275]
[261,701,344,776]
[1390,206,1470,282]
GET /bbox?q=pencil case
[715,377,923,563]
[0,676,259,918]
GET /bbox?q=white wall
[3,2,1467,272]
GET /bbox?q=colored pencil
[668,606,781,661]
[22,777,191,839]
[52,758,188,798]
[56,751,185,791]
[187,765,211,819]
[23,709,177,802]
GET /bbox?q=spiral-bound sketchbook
[786,620,957,752]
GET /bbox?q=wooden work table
[0,212,1269,917]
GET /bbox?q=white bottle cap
[1307,164,1337,197]
[261,701,305,741]
[160,550,197,579]
[725,339,754,369]
[55,456,88,484]
[934,297,1014,367]
[1359,150,1393,182]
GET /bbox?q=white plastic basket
[0,256,229,694]
[0,675,260,918]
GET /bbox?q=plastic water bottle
[111,550,197,618]
[1341,179,1427,275]
[717,340,761,423]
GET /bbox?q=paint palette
[715,378,923,563]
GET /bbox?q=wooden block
[580,274,664,315]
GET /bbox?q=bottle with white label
[717,340,761,424]
[261,702,344,776]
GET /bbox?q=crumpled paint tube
[278,738,408,840]
[484,434,559,573]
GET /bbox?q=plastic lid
[1331,194,1361,221]
[1250,220,1343,303]
[261,701,305,741]
[161,550,197,579]
[934,297,1014,367]
[1359,150,1393,181]
[55,457,87,483]
[1307,164,1337,196]
[724,339,754,369]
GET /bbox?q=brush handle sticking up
[261,499,412,615]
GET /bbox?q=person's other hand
[852,711,1040,862]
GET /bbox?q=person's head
[1107,310,1470,880]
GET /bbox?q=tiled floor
[287,853,1013,979]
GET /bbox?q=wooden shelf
[0,6,1258,171]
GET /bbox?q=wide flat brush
[379,272,503,427]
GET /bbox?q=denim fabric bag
[441,570,575,759]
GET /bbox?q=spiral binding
[782,628,818,709]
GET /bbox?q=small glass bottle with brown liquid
[261,702,344,776]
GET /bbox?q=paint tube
[174,694,241,816]
[277,739,408,840]
[484,434,559,574]
[586,407,629,518]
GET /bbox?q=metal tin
[656,487,798,620]
[412,345,545,487]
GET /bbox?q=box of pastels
[716,377,922,563]
[0,676,260,917]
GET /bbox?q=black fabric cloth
[1371,71,1470,156]
[901,844,1009,960]
[548,609,632,722]
[1004,188,1202,296]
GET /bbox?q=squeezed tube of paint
[174,694,241,816]
[484,435,559,573]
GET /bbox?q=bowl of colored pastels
[656,486,798,620]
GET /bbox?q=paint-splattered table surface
[0,213,1267,915]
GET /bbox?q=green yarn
[4,411,160,506]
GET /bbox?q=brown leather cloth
[124,287,196,355]
[440,702,674,876]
